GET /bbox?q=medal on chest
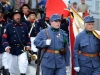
[0,24,2,27]
[56,33,60,38]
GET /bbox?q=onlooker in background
[38,0,47,18]
[8,0,14,9]
[28,0,37,12]
[77,0,89,13]
[0,0,12,12]
[72,2,77,11]
[18,0,28,7]
[0,0,12,19]
[14,0,28,9]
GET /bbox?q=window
[95,0,100,11]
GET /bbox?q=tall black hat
[20,4,30,11]
[10,9,24,19]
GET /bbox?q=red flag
[70,7,84,75]
[63,8,70,18]
[45,0,67,18]
[62,8,76,75]
[69,18,76,75]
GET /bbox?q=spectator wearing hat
[74,15,100,75]
[2,9,31,75]
[34,14,70,75]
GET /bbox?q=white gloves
[46,39,51,45]
[74,67,80,72]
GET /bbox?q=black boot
[0,66,5,75]
[21,73,26,75]
[28,59,31,64]
[5,69,10,75]
[35,59,38,64]
[0,69,1,75]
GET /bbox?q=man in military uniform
[34,14,70,75]
[2,9,31,75]
[20,4,30,22]
[0,6,10,75]
[36,15,50,33]
[74,15,100,75]
[27,11,38,64]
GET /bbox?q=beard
[1,2,6,4]
[13,18,21,24]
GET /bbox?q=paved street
[27,61,40,75]
[7,61,41,75]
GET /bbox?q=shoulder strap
[45,21,50,27]
[29,22,35,36]
[45,29,50,39]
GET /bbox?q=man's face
[29,14,36,20]
[13,13,21,23]
[84,22,94,31]
[81,0,85,4]
[0,12,3,18]
[22,6,29,13]
[73,4,77,8]
[50,20,61,29]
